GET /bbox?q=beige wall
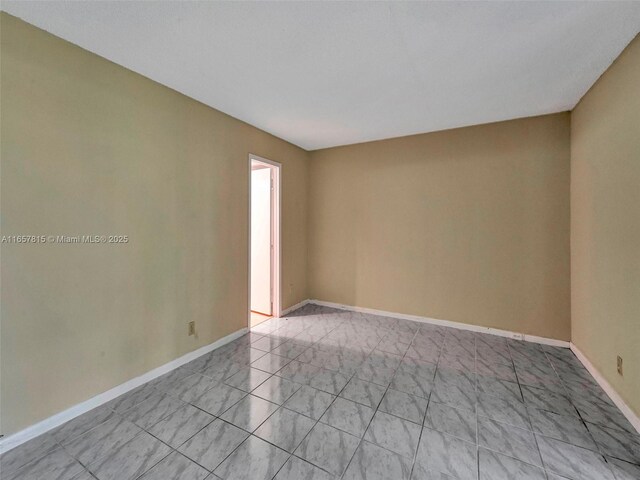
[0,13,309,435]
[308,113,571,341]
[571,34,640,417]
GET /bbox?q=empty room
[1,2,639,480]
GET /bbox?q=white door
[251,167,272,315]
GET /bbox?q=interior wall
[571,34,640,417]
[0,13,309,435]
[308,113,571,341]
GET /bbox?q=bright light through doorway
[250,311,271,328]
[249,155,280,328]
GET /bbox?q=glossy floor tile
[214,435,289,480]
[253,407,315,452]
[3,448,84,480]
[274,456,335,480]
[378,388,428,425]
[343,441,412,480]
[320,397,374,437]
[219,394,279,432]
[62,416,142,465]
[295,422,360,476]
[147,404,214,449]
[283,384,335,420]
[364,411,420,458]
[424,401,476,443]
[2,304,636,480]
[477,416,542,467]
[138,451,209,480]
[177,419,249,471]
[87,431,171,480]
[415,427,478,480]
[478,448,546,480]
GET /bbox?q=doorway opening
[249,155,280,328]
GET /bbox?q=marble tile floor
[2,304,639,480]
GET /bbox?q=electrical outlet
[617,356,623,376]
[188,321,195,336]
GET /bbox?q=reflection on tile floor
[250,311,272,329]
[2,304,639,479]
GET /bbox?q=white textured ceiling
[2,1,640,150]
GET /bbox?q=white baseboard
[309,299,570,348]
[0,327,248,454]
[570,343,640,434]
[280,299,310,316]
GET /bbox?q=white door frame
[248,154,281,326]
